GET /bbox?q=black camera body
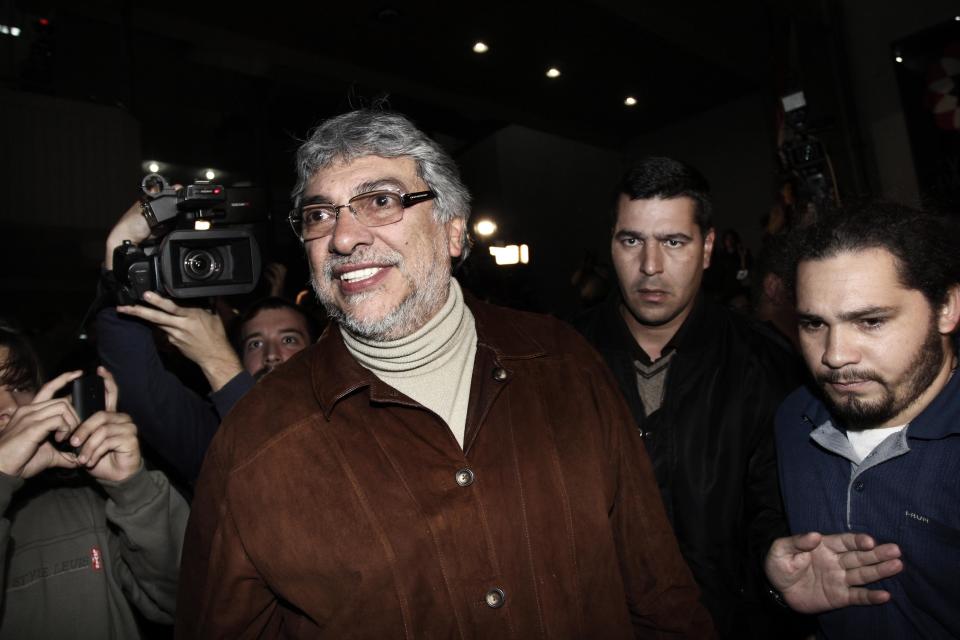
[114,174,265,303]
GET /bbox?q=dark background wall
[1,0,957,367]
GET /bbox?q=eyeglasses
[288,189,436,242]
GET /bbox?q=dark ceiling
[9,0,780,166]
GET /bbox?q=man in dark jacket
[575,157,804,637]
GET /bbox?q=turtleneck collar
[341,279,472,376]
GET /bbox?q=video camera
[113,174,265,303]
[779,91,836,210]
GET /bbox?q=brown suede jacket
[175,296,715,639]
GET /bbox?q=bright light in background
[0,24,20,36]
[474,219,497,236]
[473,41,489,54]
[546,67,561,79]
[194,220,211,231]
[205,170,216,180]
[895,55,903,63]
[624,96,637,106]
[148,162,160,173]
[489,244,530,266]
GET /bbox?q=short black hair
[0,325,43,393]
[786,200,960,308]
[617,156,713,233]
[231,297,319,352]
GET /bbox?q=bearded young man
[764,202,960,639]
[175,111,713,638]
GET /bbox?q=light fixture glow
[473,41,489,54]
[9,26,18,36]
[489,244,530,266]
[895,55,903,63]
[0,25,8,34]
[474,219,497,236]
[624,96,638,106]
[489,245,519,265]
[546,67,561,79]
[194,220,212,231]
[148,162,160,173]
[205,170,216,180]
[955,15,959,21]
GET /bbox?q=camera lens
[182,249,223,281]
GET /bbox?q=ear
[446,217,466,259]
[937,284,960,334]
[702,228,716,269]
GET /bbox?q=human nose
[328,204,374,255]
[821,326,860,369]
[263,341,282,366]
[640,244,663,276]
[0,388,18,428]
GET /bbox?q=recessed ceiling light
[205,170,216,180]
[624,96,638,106]
[473,41,489,54]
[148,161,160,173]
[895,55,903,63]
[546,67,561,79]
[474,219,497,236]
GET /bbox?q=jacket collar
[590,291,715,363]
[310,282,547,418]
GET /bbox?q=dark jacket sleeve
[744,340,804,575]
[96,307,251,483]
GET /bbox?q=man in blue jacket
[765,202,960,639]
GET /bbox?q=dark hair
[617,156,713,233]
[0,326,43,393]
[786,200,960,307]
[231,298,319,352]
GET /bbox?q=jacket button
[485,587,505,608]
[853,481,865,492]
[455,468,475,487]
[492,367,508,381]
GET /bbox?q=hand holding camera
[117,291,243,391]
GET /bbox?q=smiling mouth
[339,267,383,283]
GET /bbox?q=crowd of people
[1,109,957,639]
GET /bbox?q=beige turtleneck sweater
[340,279,478,448]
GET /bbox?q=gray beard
[310,241,451,342]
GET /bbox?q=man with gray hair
[176,110,713,638]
